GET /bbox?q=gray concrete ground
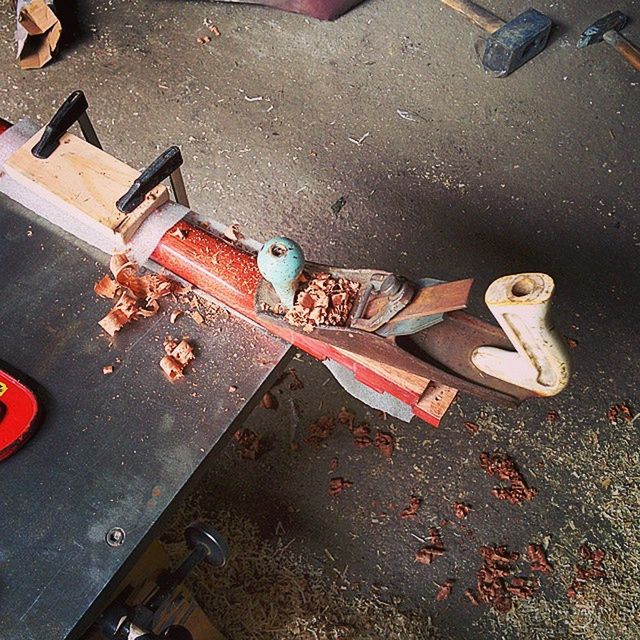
[1,0,639,638]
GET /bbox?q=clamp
[99,522,229,639]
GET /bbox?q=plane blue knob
[257,237,305,308]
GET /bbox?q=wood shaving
[475,545,524,613]
[170,309,183,324]
[527,543,553,574]
[196,35,211,44]
[328,477,352,497]
[464,421,479,434]
[337,407,356,429]
[223,223,244,242]
[160,337,195,381]
[306,416,334,446]
[415,528,445,565]
[567,543,607,599]
[97,254,182,336]
[209,24,221,36]
[453,501,471,519]
[400,497,421,520]
[190,310,205,325]
[169,227,188,240]
[436,579,455,602]
[351,423,372,448]
[607,402,633,424]
[480,452,537,505]
[374,431,394,458]
[260,391,278,410]
[229,385,238,393]
[94,275,119,299]
[234,428,263,460]
[279,272,360,333]
[102,365,114,375]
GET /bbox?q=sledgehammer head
[483,8,552,77]
[577,11,627,48]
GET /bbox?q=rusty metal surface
[0,193,292,640]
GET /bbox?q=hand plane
[0,92,572,428]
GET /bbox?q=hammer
[578,11,640,71]
[441,0,552,77]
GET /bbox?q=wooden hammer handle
[604,30,640,70]
[440,0,504,33]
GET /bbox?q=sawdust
[477,408,640,639]
[163,502,440,640]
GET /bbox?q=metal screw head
[380,275,403,296]
[105,527,126,547]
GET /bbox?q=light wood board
[3,127,168,242]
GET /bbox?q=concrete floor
[1,0,639,638]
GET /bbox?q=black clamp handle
[31,90,102,159]
[116,146,185,214]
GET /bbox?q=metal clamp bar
[116,146,189,213]
[31,90,102,159]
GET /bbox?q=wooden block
[3,127,169,243]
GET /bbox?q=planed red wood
[152,222,443,426]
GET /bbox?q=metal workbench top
[0,194,292,640]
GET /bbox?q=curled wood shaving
[97,254,182,336]
[527,543,553,574]
[351,423,372,448]
[160,337,195,381]
[415,528,445,565]
[170,309,183,324]
[260,391,278,410]
[567,543,606,599]
[223,223,244,242]
[306,416,334,446]
[94,275,119,299]
[337,407,356,429]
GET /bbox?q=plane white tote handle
[471,273,571,396]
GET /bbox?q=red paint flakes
[399,497,422,520]
[328,477,352,497]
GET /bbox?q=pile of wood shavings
[95,253,186,336]
[274,272,360,333]
[480,451,538,505]
[469,545,540,613]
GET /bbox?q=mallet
[578,11,640,71]
[441,0,552,76]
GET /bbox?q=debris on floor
[606,402,633,424]
[260,391,278,410]
[567,544,606,599]
[328,477,352,496]
[306,415,334,446]
[160,336,195,381]
[479,452,537,505]
[415,527,445,565]
[435,579,455,602]
[452,501,471,519]
[400,496,422,520]
[374,431,394,457]
[234,428,264,460]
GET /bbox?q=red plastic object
[0,367,40,461]
[218,0,365,20]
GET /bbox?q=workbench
[0,193,292,640]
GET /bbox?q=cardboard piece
[16,0,61,70]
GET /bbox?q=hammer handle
[440,0,504,33]
[604,30,640,70]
